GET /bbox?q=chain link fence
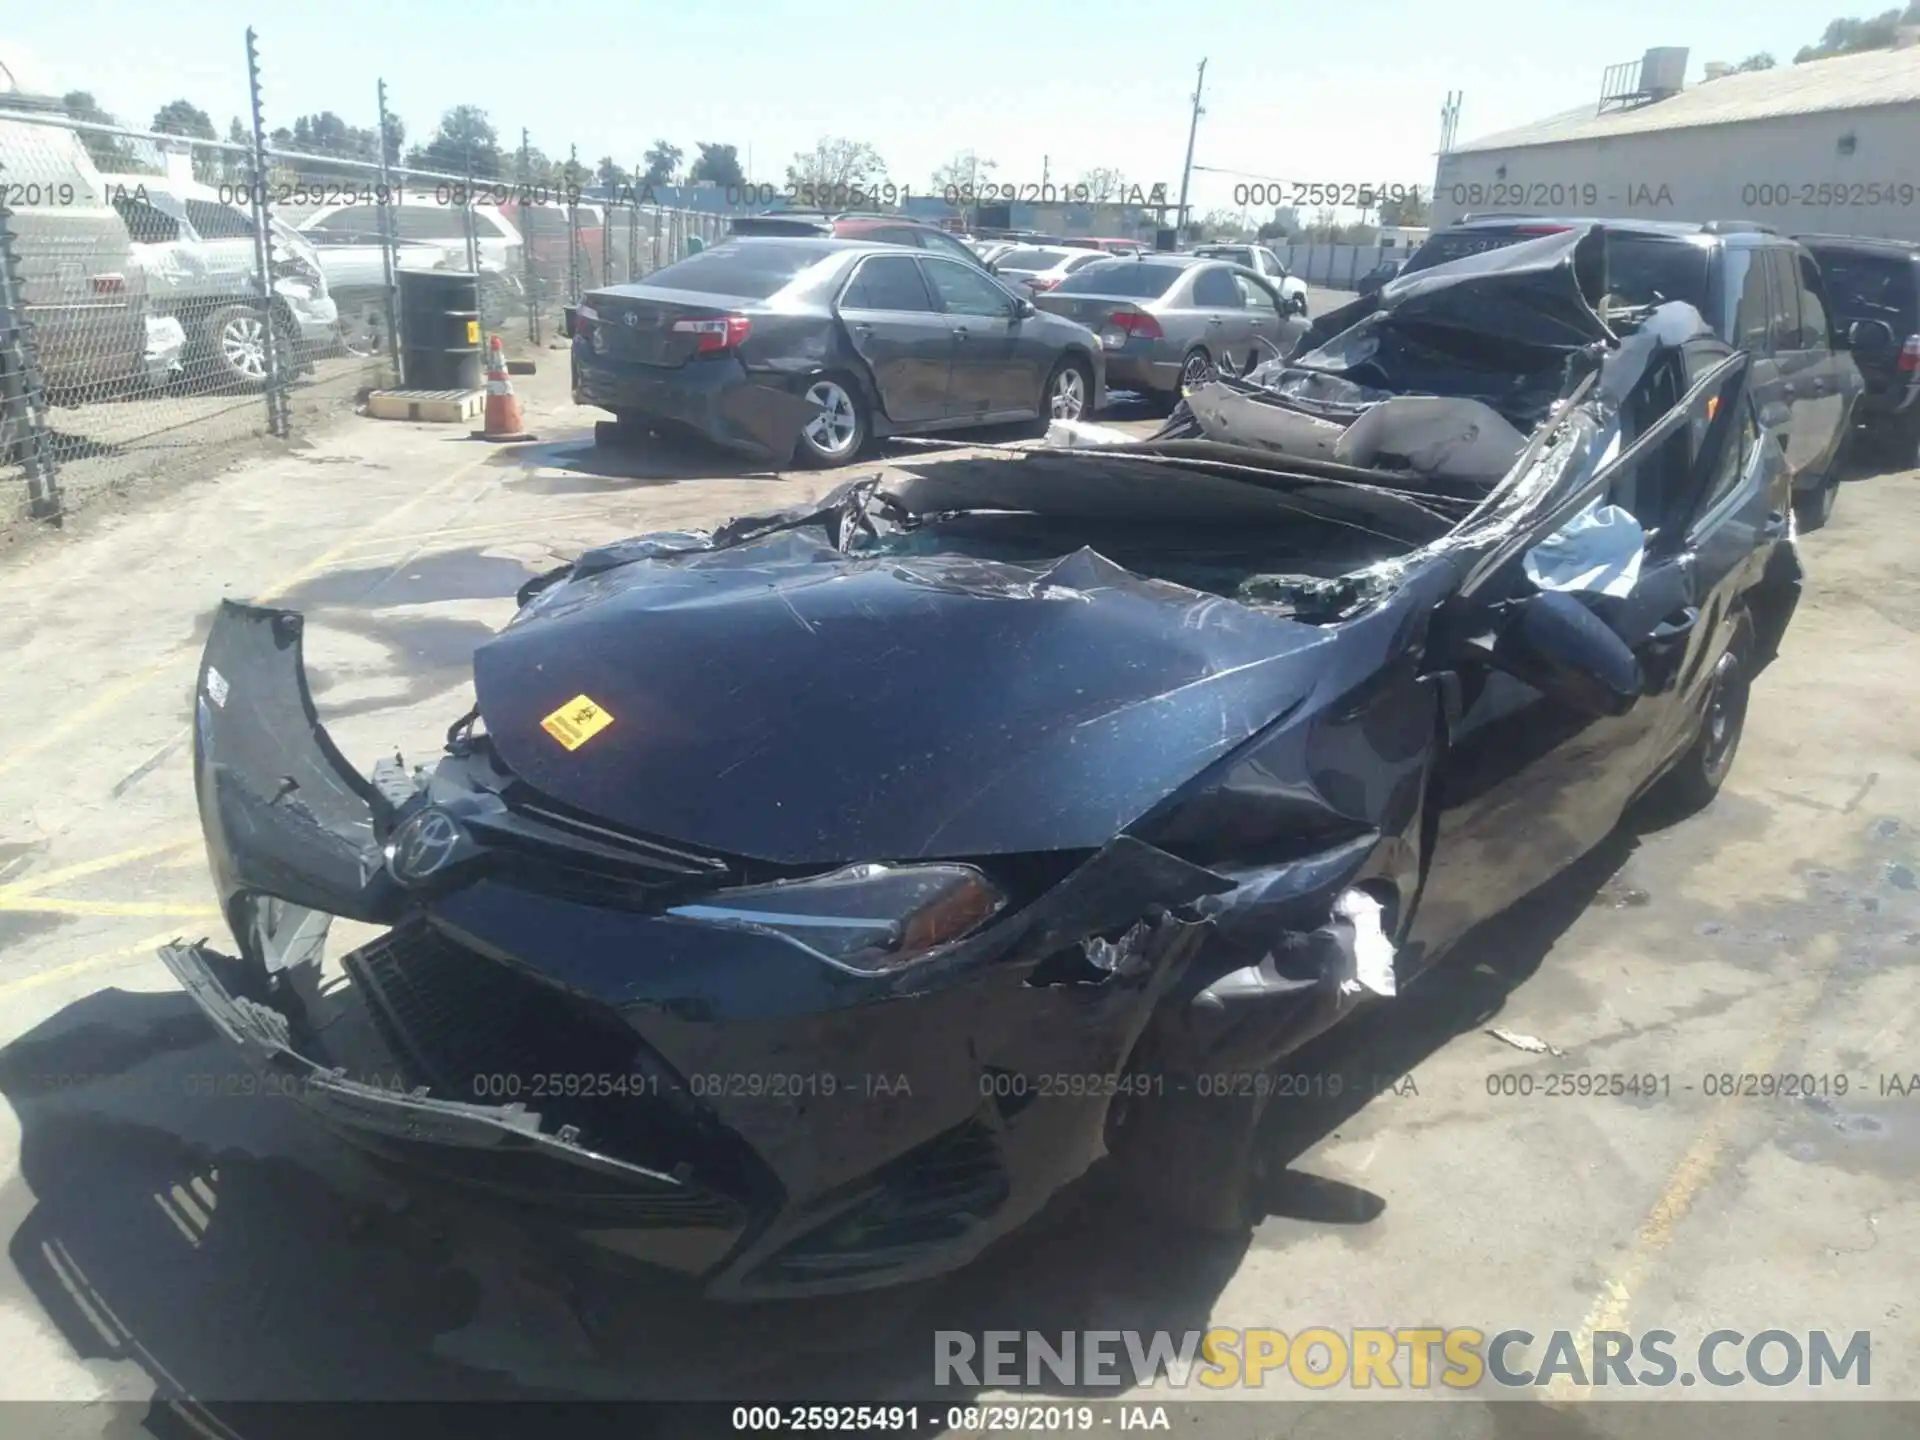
[1,29,732,529]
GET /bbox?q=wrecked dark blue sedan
[161,227,1803,1298]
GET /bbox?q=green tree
[152,99,215,140]
[1795,4,1920,61]
[1735,52,1778,70]
[640,140,682,186]
[687,142,745,188]
[930,149,995,197]
[1078,167,1125,202]
[405,105,502,177]
[596,155,631,190]
[60,91,138,171]
[787,137,887,200]
[1377,189,1431,227]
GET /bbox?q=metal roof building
[1431,41,1920,243]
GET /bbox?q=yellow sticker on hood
[541,694,614,750]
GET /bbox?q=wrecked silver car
[160,226,1802,1299]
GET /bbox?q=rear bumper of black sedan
[571,343,818,461]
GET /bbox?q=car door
[922,256,1034,419]
[1231,271,1292,366]
[1189,263,1250,374]
[1631,351,1786,780]
[916,225,1002,279]
[182,197,262,301]
[1721,244,1791,466]
[1783,249,1855,475]
[833,253,950,424]
[1400,349,1743,969]
[1760,246,1832,480]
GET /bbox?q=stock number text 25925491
[1234,182,1418,208]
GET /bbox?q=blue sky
[4,0,1845,216]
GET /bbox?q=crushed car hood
[473,537,1339,865]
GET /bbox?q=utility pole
[1041,154,1049,192]
[1175,58,1207,241]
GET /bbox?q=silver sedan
[1031,255,1308,412]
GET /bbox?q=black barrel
[398,269,482,390]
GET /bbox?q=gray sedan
[575,238,1106,464]
[1032,255,1307,412]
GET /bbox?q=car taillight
[1110,310,1163,340]
[1900,334,1920,373]
[574,306,597,337]
[91,273,127,294]
[1030,276,1061,291]
[672,314,751,353]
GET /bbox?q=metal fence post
[0,173,61,523]
[566,143,581,304]
[519,129,539,345]
[244,27,290,438]
[376,79,401,382]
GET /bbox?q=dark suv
[727,211,995,276]
[1794,235,1920,468]
[1404,217,1866,529]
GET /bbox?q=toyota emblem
[622,310,640,327]
[388,808,465,884]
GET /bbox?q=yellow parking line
[1549,942,1836,1401]
[0,928,188,999]
[0,897,220,920]
[0,837,200,900]
[0,452,494,783]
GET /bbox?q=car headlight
[668,864,1006,972]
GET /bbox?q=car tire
[1043,356,1093,423]
[792,373,868,468]
[1177,347,1215,400]
[204,303,277,391]
[1649,614,1754,817]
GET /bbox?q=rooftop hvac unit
[1641,47,1689,96]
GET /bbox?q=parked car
[1189,243,1309,315]
[1356,257,1404,296]
[1063,237,1150,257]
[102,173,339,388]
[1396,216,1864,529]
[500,197,609,288]
[1794,234,1920,468]
[987,244,1115,294]
[1033,255,1305,412]
[572,237,1104,464]
[297,194,524,318]
[726,211,994,277]
[161,225,1802,1297]
[0,86,149,433]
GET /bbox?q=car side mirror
[1487,590,1642,717]
[1847,318,1897,357]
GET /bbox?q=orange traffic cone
[471,334,537,441]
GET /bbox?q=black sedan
[162,226,1802,1299]
[572,237,1106,466]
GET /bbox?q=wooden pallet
[366,388,485,423]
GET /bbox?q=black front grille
[341,920,746,1228]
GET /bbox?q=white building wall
[1431,103,1920,243]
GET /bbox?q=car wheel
[1044,356,1092,422]
[1178,347,1215,398]
[1792,472,1837,532]
[793,374,867,467]
[205,304,273,390]
[1650,616,1754,816]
